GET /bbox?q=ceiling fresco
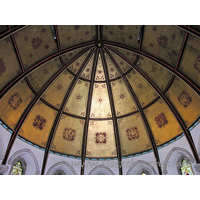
[0,25,199,166]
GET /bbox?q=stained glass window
[142,172,147,175]
[11,161,23,175]
[181,159,194,175]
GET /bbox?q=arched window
[181,159,194,175]
[53,170,66,175]
[11,161,23,175]
[142,172,147,175]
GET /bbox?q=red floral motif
[126,127,139,140]
[178,90,192,108]
[194,55,200,73]
[62,128,76,141]
[118,25,124,30]
[157,35,168,48]
[96,132,107,144]
[8,93,23,110]
[33,115,46,130]
[155,113,168,128]
[74,25,80,30]
[0,58,6,76]
[31,37,43,50]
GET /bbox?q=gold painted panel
[104,53,120,80]
[27,58,62,92]
[68,50,90,74]
[144,98,182,146]
[80,54,94,80]
[137,56,173,91]
[117,114,152,156]
[65,80,90,117]
[57,25,96,50]
[14,25,58,69]
[102,25,140,49]
[51,115,85,156]
[166,77,200,128]
[0,37,22,91]
[90,83,112,118]
[142,25,185,68]
[110,46,138,63]
[42,71,73,109]
[127,70,158,107]
[86,120,117,158]
[111,78,137,116]
[179,34,200,87]
[95,54,106,81]
[18,101,57,147]
[0,80,35,129]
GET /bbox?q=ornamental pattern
[194,55,200,73]
[126,127,139,140]
[33,115,46,130]
[0,58,6,76]
[62,128,76,141]
[95,132,107,144]
[8,93,23,110]
[31,37,43,50]
[155,113,168,128]
[178,90,192,108]
[157,35,168,48]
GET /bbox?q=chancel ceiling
[0,25,199,175]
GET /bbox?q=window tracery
[181,159,194,175]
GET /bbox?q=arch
[53,169,66,175]
[126,160,158,175]
[88,165,115,175]
[163,147,195,175]
[8,149,40,175]
[9,157,27,175]
[46,161,77,175]
[0,132,5,160]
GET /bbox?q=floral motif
[0,58,6,76]
[178,90,192,108]
[31,37,43,50]
[126,127,139,140]
[33,115,46,130]
[155,113,168,128]
[8,93,23,110]
[194,55,200,73]
[62,128,76,141]
[95,132,107,144]
[157,35,168,48]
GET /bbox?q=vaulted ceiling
[0,25,199,175]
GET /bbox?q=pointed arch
[88,165,115,175]
[7,149,40,175]
[126,160,158,175]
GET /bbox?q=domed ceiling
[0,25,200,174]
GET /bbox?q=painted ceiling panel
[166,77,200,128]
[27,58,62,92]
[18,101,57,148]
[57,25,96,50]
[0,25,8,34]
[80,54,94,80]
[102,25,140,49]
[0,36,22,91]
[86,120,117,158]
[51,114,85,156]
[14,25,58,69]
[0,80,35,129]
[95,54,106,81]
[142,25,185,68]
[41,70,73,109]
[127,70,158,108]
[144,98,182,146]
[178,34,200,88]
[117,114,152,156]
[90,83,112,118]
[64,79,90,117]
[111,78,137,116]
[137,56,173,91]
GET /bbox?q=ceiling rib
[104,47,162,175]
[0,25,27,42]
[0,42,94,99]
[41,47,96,175]
[176,25,200,38]
[108,46,200,164]
[81,49,99,175]
[104,42,200,95]
[100,49,123,175]
[1,47,95,166]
